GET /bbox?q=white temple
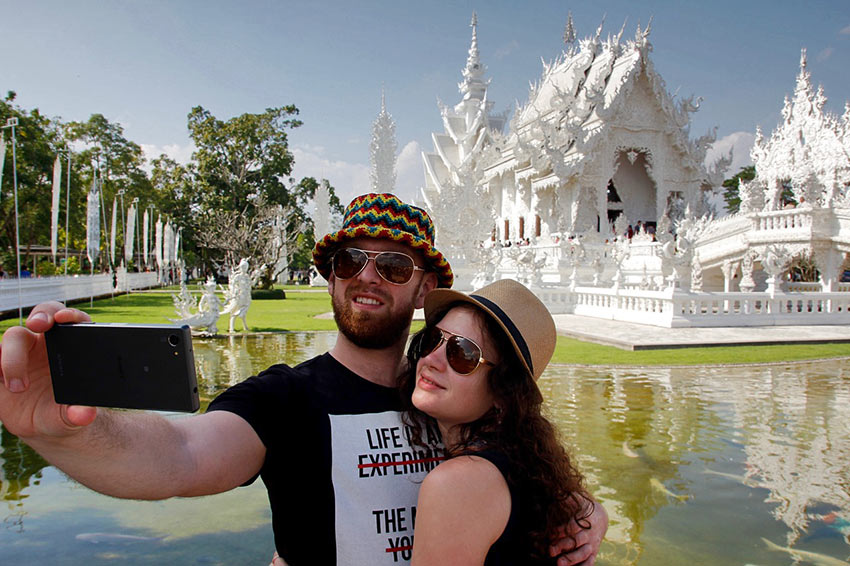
[420,14,850,327]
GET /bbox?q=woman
[400,278,592,565]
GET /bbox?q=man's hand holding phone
[0,302,98,441]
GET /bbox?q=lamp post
[2,117,23,323]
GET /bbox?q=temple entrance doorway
[611,149,658,229]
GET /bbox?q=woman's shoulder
[421,454,509,501]
[414,454,512,561]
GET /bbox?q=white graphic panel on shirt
[330,411,443,565]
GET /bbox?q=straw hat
[312,193,453,288]
[424,279,556,381]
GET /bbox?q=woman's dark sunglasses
[332,247,425,285]
[418,326,495,375]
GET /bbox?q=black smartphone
[45,323,200,413]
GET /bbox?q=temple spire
[369,87,397,193]
[459,12,488,101]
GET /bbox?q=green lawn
[2,288,848,366]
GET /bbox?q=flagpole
[2,118,23,324]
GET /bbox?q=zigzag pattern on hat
[344,196,434,241]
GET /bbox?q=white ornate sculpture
[170,278,222,336]
[172,280,197,320]
[222,258,252,333]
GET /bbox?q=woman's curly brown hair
[399,303,593,559]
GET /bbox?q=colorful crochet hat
[312,193,453,288]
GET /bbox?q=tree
[188,105,344,278]
[194,194,304,288]
[66,114,152,270]
[149,155,200,268]
[722,165,755,214]
[188,105,302,212]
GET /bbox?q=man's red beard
[332,284,415,349]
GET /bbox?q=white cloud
[140,142,196,172]
[290,145,370,207]
[493,39,520,60]
[705,131,755,177]
[840,24,850,35]
[816,47,835,62]
[395,141,424,205]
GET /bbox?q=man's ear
[327,274,335,297]
[413,272,438,309]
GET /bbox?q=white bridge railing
[536,286,850,328]
[0,272,161,315]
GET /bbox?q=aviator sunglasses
[331,247,426,285]
[418,326,495,375]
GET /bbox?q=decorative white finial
[563,12,576,45]
[468,12,480,69]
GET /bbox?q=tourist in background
[401,279,592,565]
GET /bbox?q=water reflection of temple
[727,362,850,544]
[541,368,707,564]
[539,361,850,562]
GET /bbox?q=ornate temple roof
[491,19,721,187]
[749,49,850,209]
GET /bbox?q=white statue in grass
[222,258,252,333]
[170,278,222,336]
[172,280,196,320]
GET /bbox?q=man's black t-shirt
[207,353,443,566]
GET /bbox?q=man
[0,193,606,565]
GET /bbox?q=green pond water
[1,333,848,565]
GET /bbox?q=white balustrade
[536,284,850,328]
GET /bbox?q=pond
[1,333,848,565]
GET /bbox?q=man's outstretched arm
[0,302,265,500]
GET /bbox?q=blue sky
[3,0,849,206]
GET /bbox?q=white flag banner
[174,228,181,262]
[0,136,6,195]
[163,220,174,265]
[142,209,149,267]
[155,215,163,270]
[86,177,101,267]
[51,156,62,259]
[124,203,136,266]
[110,198,117,265]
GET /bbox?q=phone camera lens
[168,334,180,347]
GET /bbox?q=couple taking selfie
[0,193,607,565]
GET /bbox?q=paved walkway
[551,314,850,350]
